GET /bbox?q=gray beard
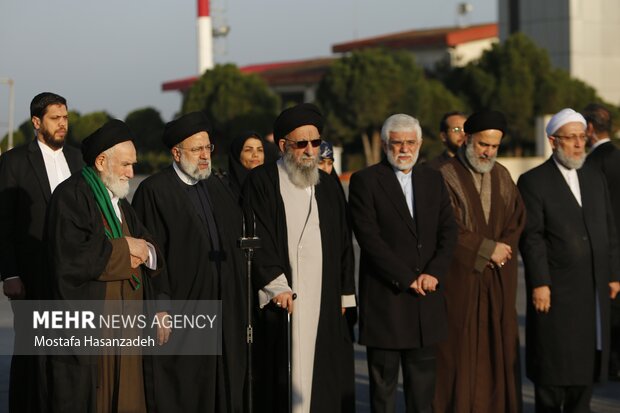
[554,145,585,170]
[179,156,211,181]
[283,150,319,188]
[386,149,418,171]
[465,142,496,174]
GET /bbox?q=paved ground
[0,242,618,412]
[351,268,620,413]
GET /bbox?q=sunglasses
[284,138,322,149]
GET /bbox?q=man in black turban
[434,110,526,413]
[45,119,163,413]
[132,111,249,412]
[244,103,356,412]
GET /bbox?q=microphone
[237,212,262,250]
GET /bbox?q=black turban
[81,119,134,166]
[273,103,324,143]
[464,110,507,136]
[163,111,212,149]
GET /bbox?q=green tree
[1,119,30,152]
[124,107,169,174]
[182,64,280,161]
[68,111,112,145]
[441,33,602,155]
[317,48,464,166]
[125,107,166,153]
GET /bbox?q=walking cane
[238,214,261,413]
[287,292,297,413]
[287,310,292,413]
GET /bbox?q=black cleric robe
[243,161,356,413]
[518,158,620,385]
[132,165,247,413]
[45,172,163,413]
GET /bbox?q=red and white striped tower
[197,0,214,74]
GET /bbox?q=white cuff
[341,294,356,308]
[258,274,292,308]
[145,242,157,270]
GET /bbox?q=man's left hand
[610,281,620,299]
[410,274,438,296]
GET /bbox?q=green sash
[82,166,141,290]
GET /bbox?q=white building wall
[408,38,498,70]
[451,38,498,66]
[498,0,620,104]
[570,0,620,104]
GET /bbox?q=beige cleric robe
[278,164,323,413]
[96,209,147,413]
[434,155,526,413]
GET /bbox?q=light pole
[0,78,15,150]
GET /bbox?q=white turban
[545,108,586,136]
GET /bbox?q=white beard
[101,170,130,199]
[283,149,319,189]
[554,145,585,170]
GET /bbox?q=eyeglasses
[553,134,587,144]
[284,138,322,149]
[388,139,420,148]
[448,127,464,134]
[177,144,215,154]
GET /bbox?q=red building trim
[332,22,497,53]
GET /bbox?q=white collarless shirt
[394,168,414,218]
[553,157,582,207]
[37,140,71,193]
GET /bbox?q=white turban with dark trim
[545,108,586,136]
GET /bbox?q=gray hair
[381,114,423,143]
[102,145,116,159]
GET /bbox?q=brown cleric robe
[46,172,162,413]
[96,210,146,413]
[434,152,526,413]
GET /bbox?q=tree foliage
[0,119,30,152]
[125,107,166,153]
[67,111,112,145]
[317,48,464,166]
[440,33,602,155]
[182,64,280,162]
[124,107,169,174]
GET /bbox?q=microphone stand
[237,214,261,413]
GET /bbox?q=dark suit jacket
[518,157,620,384]
[349,160,457,349]
[586,141,620,251]
[0,139,83,298]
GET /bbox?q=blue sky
[0,0,495,133]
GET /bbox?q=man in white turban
[518,108,620,413]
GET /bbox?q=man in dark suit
[518,108,620,413]
[582,103,620,380]
[0,92,83,412]
[349,113,457,413]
